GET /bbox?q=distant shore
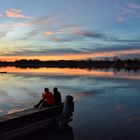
[0,58,140,70]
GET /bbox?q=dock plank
[0,104,63,136]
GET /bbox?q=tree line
[0,57,140,71]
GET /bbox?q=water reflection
[0,68,140,116]
[0,67,140,139]
[1,66,140,79]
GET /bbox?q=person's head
[44,88,49,92]
[53,87,58,92]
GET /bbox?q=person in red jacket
[34,88,55,108]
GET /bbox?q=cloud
[25,30,39,37]
[1,48,140,61]
[128,2,140,10]
[44,31,54,36]
[116,2,140,22]
[72,30,106,39]
[30,16,57,26]
[0,16,61,30]
[0,30,9,39]
[47,37,75,42]
[20,30,40,40]
[110,37,140,43]
[0,22,30,27]
[6,9,32,19]
[43,28,108,42]
[116,16,125,23]
[43,27,140,44]
[1,47,83,56]
[1,38,140,60]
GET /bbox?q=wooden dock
[0,104,64,140]
[0,95,74,140]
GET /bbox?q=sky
[0,0,140,61]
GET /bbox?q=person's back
[53,87,61,105]
[34,88,55,108]
[43,90,55,105]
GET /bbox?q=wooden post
[56,95,74,129]
[63,95,74,118]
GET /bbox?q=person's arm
[42,93,45,99]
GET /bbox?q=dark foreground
[17,124,73,140]
[13,122,140,140]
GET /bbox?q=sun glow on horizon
[1,49,140,62]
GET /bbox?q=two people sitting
[34,87,62,108]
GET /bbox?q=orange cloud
[44,31,54,36]
[6,9,32,19]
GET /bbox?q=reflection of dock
[0,72,7,73]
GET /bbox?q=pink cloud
[6,9,32,19]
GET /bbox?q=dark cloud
[1,47,83,56]
[44,27,140,43]
[46,30,108,42]
[47,35,86,42]
[82,43,140,52]
[70,30,140,43]
[72,30,106,39]
[2,41,140,57]
[47,29,140,44]
[109,37,140,43]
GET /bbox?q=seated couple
[34,87,61,108]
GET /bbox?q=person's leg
[42,101,49,107]
[34,99,43,108]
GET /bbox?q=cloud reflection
[7,108,25,114]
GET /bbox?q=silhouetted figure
[34,88,55,108]
[53,87,62,105]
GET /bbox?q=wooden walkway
[0,95,74,140]
[0,104,63,140]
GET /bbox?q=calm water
[0,67,140,140]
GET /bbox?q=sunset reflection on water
[0,67,140,139]
[0,66,140,79]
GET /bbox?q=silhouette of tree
[0,57,140,71]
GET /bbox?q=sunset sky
[0,0,140,61]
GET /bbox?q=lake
[0,67,140,140]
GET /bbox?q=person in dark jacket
[53,87,62,105]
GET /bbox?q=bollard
[53,95,74,130]
[63,95,74,118]
[57,95,74,129]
